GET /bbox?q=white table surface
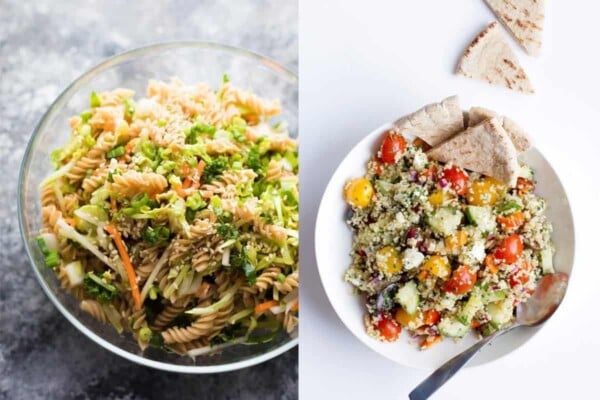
[299,1,600,399]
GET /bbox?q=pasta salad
[38,78,298,356]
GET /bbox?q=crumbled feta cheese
[402,248,424,270]
[412,151,428,171]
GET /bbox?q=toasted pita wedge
[393,96,464,146]
[456,22,534,94]
[484,0,545,57]
[467,107,498,127]
[467,107,532,152]
[427,118,519,186]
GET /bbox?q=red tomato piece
[493,234,523,265]
[380,131,407,164]
[423,309,440,325]
[444,265,477,295]
[442,166,469,195]
[377,315,402,341]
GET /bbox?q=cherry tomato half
[444,265,477,295]
[442,166,469,195]
[493,234,523,265]
[377,315,402,341]
[380,131,407,164]
[423,309,441,325]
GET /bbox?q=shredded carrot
[175,187,188,198]
[181,163,190,177]
[182,178,193,189]
[197,160,206,179]
[104,224,141,310]
[194,281,211,298]
[125,141,135,154]
[290,302,299,312]
[110,196,117,212]
[254,300,279,314]
[64,218,77,227]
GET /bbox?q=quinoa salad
[343,129,554,350]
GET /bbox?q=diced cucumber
[428,207,463,237]
[395,281,419,315]
[482,288,507,304]
[457,290,484,325]
[540,247,554,274]
[438,317,470,338]
[518,165,535,180]
[465,206,496,232]
[480,322,499,336]
[486,299,514,328]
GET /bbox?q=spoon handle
[409,327,513,400]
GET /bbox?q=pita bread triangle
[456,22,534,94]
[393,96,464,146]
[427,118,519,186]
[467,106,532,152]
[485,0,545,56]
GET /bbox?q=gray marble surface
[0,1,298,399]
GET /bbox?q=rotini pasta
[37,79,298,356]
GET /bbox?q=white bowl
[315,122,575,370]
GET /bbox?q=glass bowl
[18,42,298,373]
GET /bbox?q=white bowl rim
[314,121,575,370]
[18,41,298,374]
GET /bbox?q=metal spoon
[409,272,569,400]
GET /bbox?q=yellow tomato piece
[467,177,506,206]
[445,230,468,253]
[395,308,423,329]
[375,246,402,274]
[428,190,450,206]
[344,178,374,208]
[422,255,451,279]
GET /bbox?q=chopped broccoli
[230,247,256,285]
[83,272,119,303]
[216,223,239,240]
[202,156,228,182]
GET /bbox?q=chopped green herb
[139,326,152,342]
[83,272,119,303]
[157,119,167,127]
[106,145,125,159]
[90,91,102,108]
[149,332,164,349]
[44,250,60,269]
[141,141,157,159]
[277,273,286,283]
[230,247,256,285]
[202,156,228,182]
[123,98,136,118]
[36,236,50,255]
[80,110,93,124]
[185,192,207,211]
[216,223,239,240]
[187,122,217,144]
[222,73,230,83]
[141,225,170,245]
[247,146,263,174]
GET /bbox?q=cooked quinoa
[344,130,554,349]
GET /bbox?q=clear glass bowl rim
[17,41,298,374]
